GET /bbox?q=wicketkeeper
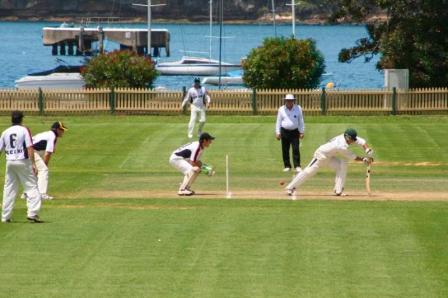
[169,132,215,196]
[285,128,373,196]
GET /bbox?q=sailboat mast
[286,1,298,39]
[271,0,277,37]
[209,0,213,60]
[218,0,223,88]
[291,1,295,38]
[147,0,152,55]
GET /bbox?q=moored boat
[156,56,241,76]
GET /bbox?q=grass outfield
[0,115,448,297]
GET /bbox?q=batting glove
[365,148,374,156]
[362,157,372,165]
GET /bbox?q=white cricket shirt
[32,130,57,153]
[0,125,33,160]
[172,141,203,162]
[182,86,210,109]
[315,134,366,160]
[275,104,305,134]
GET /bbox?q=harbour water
[0,21,383,89]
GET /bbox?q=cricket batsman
[285,128,373,196]
[169,132,215,196]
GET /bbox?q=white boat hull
[156,64,241,76]
[15,73,84,89]
[156,56,241,76]
[202,76,243,86]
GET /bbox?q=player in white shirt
[23,121,67,200]
[169,132,215,196]
[0,111,42,223]
[275,94,305,172]
[181,77,211,139]
[285,128,374,197]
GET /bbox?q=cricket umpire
[275,94,305,172]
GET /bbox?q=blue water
[0,21,383,89]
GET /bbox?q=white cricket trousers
[169,155,199,190]
[2,160,41,222]
[34,151,49,194]
[286,155,348,194]
[188,105,206,138]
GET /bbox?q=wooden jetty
[42,27,170,57]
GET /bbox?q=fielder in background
[0,111,43,223]
[285,128,373,197]
[182,77,211,139]
[275,94,305,172]
[169,132,215,196]
[23,121,68,200]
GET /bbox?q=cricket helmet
[344,128,357,141]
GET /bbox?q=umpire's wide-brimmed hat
[284,94,295,100]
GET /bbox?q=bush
[242,37,325,89]
[81,50,158,88]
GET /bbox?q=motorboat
[202,76,243,86]
[202,70,244,86]
[15,65,85,89]
[155,56,241,76]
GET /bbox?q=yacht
[155,56,241,76]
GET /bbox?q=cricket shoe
[334,192,348,197]
[185,187,195,195]
[1,218,12,223]
[333,187,347,197]
[41,194,54,200]
[283,167,291,172]
[286,187,296,196]
[20,193,28,200]
[295,167,302,173]
[177,189,194,196]
[27,215,44,223]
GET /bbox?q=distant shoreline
[0,14,386,25]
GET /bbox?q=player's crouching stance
[169,133,215,196]
[285,128,373,197]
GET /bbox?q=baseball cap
[284,94,295,100]
[51,121,68,131]
[344,128,357,141]
[194,77,201,83]
[199,132,215,142]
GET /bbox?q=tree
[242,37,325,89]
[335,0,448,87]
[81,50,158,88]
